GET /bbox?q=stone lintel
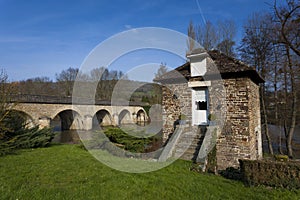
[188,81,211,88]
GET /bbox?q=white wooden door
[192,88,208,125]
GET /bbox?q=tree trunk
[274,46,283,155]
[260,85,273,155]
[286,46,297,158]
[278,124,283,155]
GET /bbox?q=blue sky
[0,0,273,82]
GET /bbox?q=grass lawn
[0,145,299,200]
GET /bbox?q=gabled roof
[208,50,254,73]
[154,50,264,84]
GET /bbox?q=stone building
[156,49,264,170]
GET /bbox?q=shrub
[208,113,217,121]
[0,111,55,156]
[219,167,242,181]
[274,154,289,162]
[0,71,55,155]
[179,114,187,120]
[103,127,160,153]
[239,159,300,189]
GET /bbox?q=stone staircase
[173,125,207,161]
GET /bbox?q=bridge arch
[50,109,83,131]
[6,109,35,128]
[119,109,132,125]
[136,109,147,123]
[92,109,113,129]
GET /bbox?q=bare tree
[239,1,299,158]
[273,0,299,158]
[55,67,79,96]
[217,20,237,57]
[187,20,197,53]
[0,70,14,125]
[90,67,106,81]
[196,21,218,51]
[89,67,128,100]
[21,77,54,95]
[272,44,283,154]
[274,0,300,56]
[187,20,237,56]
[239,13,274,155]
[284,45,298,158]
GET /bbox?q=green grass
[0,145,299,200]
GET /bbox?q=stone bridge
[10,95,148,131]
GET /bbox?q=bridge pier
[113,113,119,126]
[38,117,51,129]
[132,113,137,124]
[83,115,93,130]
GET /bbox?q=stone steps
[173,125,207,161]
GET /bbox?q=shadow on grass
[218,167,243,181]
[190,163,243,182]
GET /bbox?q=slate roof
[186,48,207,56]
[154,49,264,84]
[207,50,256,73]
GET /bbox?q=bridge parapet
[9,94,148,106]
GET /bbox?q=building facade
[157,49,264,170]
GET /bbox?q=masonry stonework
[162,83,192,141]
[159,49,263,170]
[216,78,262,170]
[13,103,147,130]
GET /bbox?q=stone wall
[161,83,192,142]
[161,76,262,170]
[216,78,261,170]
[249,79,263,159]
